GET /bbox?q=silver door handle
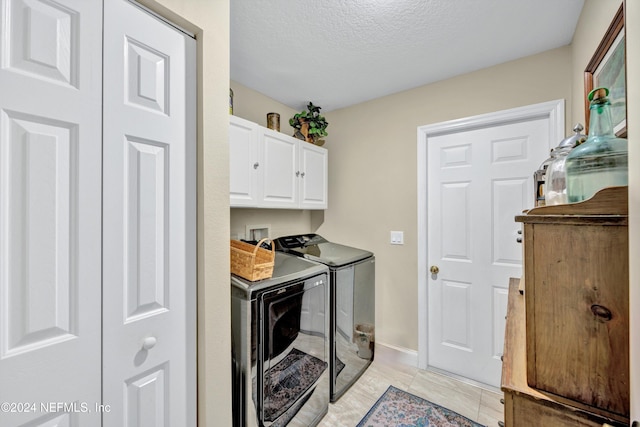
[142,336,157,350]
[253,162,259,169]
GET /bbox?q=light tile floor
[319,359,504,427]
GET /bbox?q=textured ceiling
[231,0,585,112]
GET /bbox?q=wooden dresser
[502,187,629,426]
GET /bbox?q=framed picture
[584,4,626,137]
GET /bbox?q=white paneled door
[102,1,196,426]
[0,0,103,425]
[423,105,560,387]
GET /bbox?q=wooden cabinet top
[515,186,628,224]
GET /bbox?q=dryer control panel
[274,234,327,250]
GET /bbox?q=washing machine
[274,234,375,402]
[231,251,330,427]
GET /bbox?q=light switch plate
[390,231,404,245]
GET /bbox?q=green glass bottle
[565,87,627,203]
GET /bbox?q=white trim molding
[416,99,565,371]
[375,342,419,368]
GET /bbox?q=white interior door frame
[416,99,564,370]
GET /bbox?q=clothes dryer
[231,251,329,427]
[274,234,375,402]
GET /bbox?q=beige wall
[136,0,231,425]
[316,46,573,350]
[231,80,298,127]
[230,208,316,241]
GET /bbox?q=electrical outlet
[390,231,404,245]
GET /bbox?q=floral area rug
[357,385,485,427]
[254,347,327,422]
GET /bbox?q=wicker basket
[230,238,275,281]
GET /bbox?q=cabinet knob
[142,336,157,350]
[296,171,300,177]
[253,162,259,169]
[516,237,522,243]
[301,172,305,178]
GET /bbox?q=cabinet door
[261,128,298,208]
[230,116,260,206]
[299,142,328,209]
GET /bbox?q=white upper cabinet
[261,127,299,208]
[229,115,327,209]
[229,116,260,206]
[298,141,328,209]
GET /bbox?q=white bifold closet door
[102,1,196,426]
[0,0,103,425]
[0,0,195,425]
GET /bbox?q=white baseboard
[374,342,418,368]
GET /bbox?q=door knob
[142,336,157,350]
[430,265,439,274]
